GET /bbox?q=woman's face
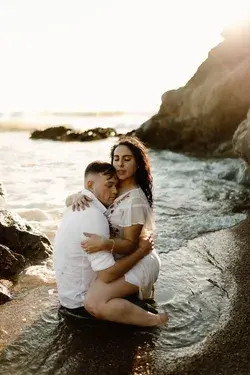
[112,145,137,181]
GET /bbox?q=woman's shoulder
[133,187,149,204]
[112,188,141,208]
[125,188,149,207]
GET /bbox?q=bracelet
[110,239,115,254]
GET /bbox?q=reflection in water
[0,306,157,375]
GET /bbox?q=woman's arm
[65,193,92,211]
[108,224,143,254]
[83,224,143,255]
[65,193,81,207]
[82,199,152,255]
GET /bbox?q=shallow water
[0,121,249,373]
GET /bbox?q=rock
[0,281,11,305]
[30,126,117,142]
[135,19,250,156]
[0,209,52,262]
[232,108,250,193]
[30,126,71,141]
[218,158,250,187]
[232,108,250,164]
[0,244,25,278]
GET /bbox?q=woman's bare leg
[84,276,168,326]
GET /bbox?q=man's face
[90,173,118,206]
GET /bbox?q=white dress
[106,187,161,299]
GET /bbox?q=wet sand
[165,219,250,375]
[0,220,250,374]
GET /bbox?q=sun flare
[0,0,250,113]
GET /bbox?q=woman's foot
[155,312,169,326]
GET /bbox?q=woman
[66,136,167,324]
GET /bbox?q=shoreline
[165,219,250,375]
[0,220,250,374]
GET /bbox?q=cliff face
[136,21,250,156]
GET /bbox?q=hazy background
[1,0,250,114]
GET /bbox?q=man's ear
[87,180,94,191]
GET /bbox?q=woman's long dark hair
[110,136,153,208]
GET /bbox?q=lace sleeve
[118,197,155,232]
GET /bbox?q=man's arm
[95,238,151,283]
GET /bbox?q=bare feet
[156,313,169,326]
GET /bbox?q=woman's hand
[72,194,92,211]
[81,233,106,253]
[138,235,154,256]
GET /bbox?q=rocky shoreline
[28,21,250,160]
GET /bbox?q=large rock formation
[31,126,118,142]
[135,20,250,156]
[0,209,52,262]
[0,209,53,303]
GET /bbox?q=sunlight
[220,1,250,28]
[0,0,250,113]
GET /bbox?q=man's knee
[84,297,105,319]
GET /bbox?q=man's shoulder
[66,204,107,221]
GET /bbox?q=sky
[0,0,250,113]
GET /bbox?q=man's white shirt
[53,190,115,308]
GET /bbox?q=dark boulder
[30,126,117,142]
[30,126,71,141]
[0,244,25,278]
[0,209,52,262]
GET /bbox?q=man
[54,161,167,326]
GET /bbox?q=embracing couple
[53,136,168,327]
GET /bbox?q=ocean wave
[0,111,149,132]
[50,111,127,117]
[0,120,44,132]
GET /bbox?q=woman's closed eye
[106,182,114,187]
[114,157,132,162]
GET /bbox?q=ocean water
[0,113,249,374]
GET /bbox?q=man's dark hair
[84,161,116,179]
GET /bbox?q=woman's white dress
[106,187,161,299]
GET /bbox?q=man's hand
[138,235,154,256]
[72,194,92,211]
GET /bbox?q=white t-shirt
[53,190,115,309]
